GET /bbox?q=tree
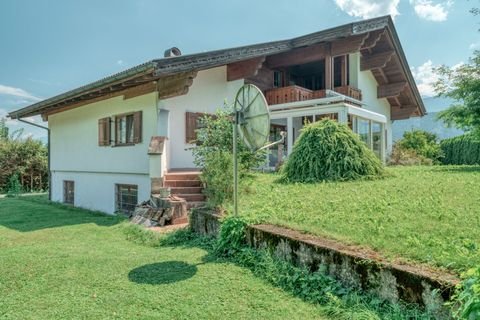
[0,118,8,141]
[192,105,265,207]
[434,51,480,135]
[434,4,480,134]
[0,136,48,193]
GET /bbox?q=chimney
[164,47,182,58]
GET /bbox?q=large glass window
[269,119,287,167]
[372,122,383,159]
[357,117,371,148]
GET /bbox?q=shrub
[6,173,22,197]
[192,105,265,207]
[441,134,480,165]
[449,266,480,319]
[388,144,433,166]
[394,130,442,164]
[281,119,384,183]
[200,150,233,206]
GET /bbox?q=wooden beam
[42,82,158,120]
[377,81,407,98]
[341,55,348,87]
[391,106,418,120]
[325,55,332,90]
[157,71,197,99]
[227,56,265,81]
[360,50,395,71]
[361,29,386,50]
[245,66,274,91]
[331,34,369,56]
[266,43,329,69]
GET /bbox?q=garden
[189,50,480,318]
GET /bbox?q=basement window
[63,180,74,205]
[115,184,138,215]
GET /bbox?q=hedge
[440,134,480,165]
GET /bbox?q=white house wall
[49,92,158,213]
[357,68,393,153]
[51,171,150,214]
[159,66,244,170]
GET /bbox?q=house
[9,15,425,214]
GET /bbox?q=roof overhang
[9,15,425,121]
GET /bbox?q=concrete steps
[163,170,206,213]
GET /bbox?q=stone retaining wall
[189,208,222,236]
[247,224,458,319]
[189,210,458,318]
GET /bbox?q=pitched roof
[9,15,425,119]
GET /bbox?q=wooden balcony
[333,86,362,101]
[265,85,362,105]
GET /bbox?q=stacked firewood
[130,195,187,227]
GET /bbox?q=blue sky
[0,0,478,140]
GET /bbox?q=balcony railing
[265,85,362,105]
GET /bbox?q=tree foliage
[391,129,443,165]
[0,131,48,193]
[192,105,265,207]
[441,134,480,165]
[435,51,480,135]
[281,119,384,183]
[0,118,8,141]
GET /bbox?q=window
[186,112,213,144]
[357,117,371,148]
[115,111,142,145]
[372,122,383,159]
[273,71,283,88]
[98,111,142,147]
[115,184,138,215]
[63,180,74,205]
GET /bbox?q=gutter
[17,119,51,201]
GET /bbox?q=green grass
[239,165,480,272]
[0,197,330,319]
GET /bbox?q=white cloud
[409,0,453,22]
[334,0,400,19]
[410,60,439,97]
[411,60,464,97]
[0,84,41,101]
[469,42,479,50]
[117,60,124,65]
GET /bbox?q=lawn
[239,165,480,272]
[0,197,329,319]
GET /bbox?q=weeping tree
[281,119,384,183]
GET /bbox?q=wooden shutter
[98,117,111,146]
[185,112,198,143]
[133,111,142,144]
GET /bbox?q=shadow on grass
[432,165,480,174]
[128,261,198,285]
[0,195,122,232]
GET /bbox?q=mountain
[392,97,464,141]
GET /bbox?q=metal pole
[233,111,238,216]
